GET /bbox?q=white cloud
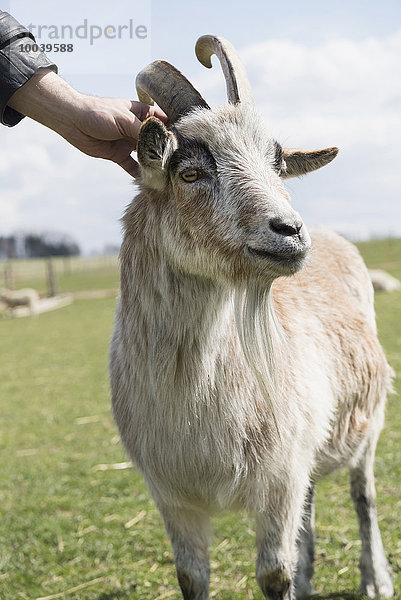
[195,31,401,146]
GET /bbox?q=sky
[1,0,401,254]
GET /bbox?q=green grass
[356,238,401,280]
[0,240,400,600]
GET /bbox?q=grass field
[0,240,400,600]
[0,255,119,296]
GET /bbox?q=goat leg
[159,504,211,600]
[294,484,316,598]
[255,481,307,600]
[350,423,393,599]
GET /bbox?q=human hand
[7,69,167,177]
[59,96,168,177]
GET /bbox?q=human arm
[1,10,167,176]
[7,68,167,177]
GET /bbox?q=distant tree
[0,236,16,259]
[0,232,80,259]
[25,232,81,257]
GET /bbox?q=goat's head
[135,35,338,284]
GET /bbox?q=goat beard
[234,281,286,440]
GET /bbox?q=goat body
[369,269,401,292]
[0,288,39,315]
[110,39,394,600]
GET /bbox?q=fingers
[122,112,142,147]
[130,100,168,124]
[149,105,168,123]
[123,101,168,148]
[117,154,141,178]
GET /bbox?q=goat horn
[195,35,253,105]
[136,60,209,123]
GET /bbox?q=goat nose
[269,217,303,237]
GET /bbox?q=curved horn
[195,35,253,105]
[136,60,209,123]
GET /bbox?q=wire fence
[0,255,119,296]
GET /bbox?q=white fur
[110,103,393,600]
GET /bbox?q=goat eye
[181,169,199,182]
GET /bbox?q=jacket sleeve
[0,11,58,126]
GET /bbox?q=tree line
[0,232,80,259]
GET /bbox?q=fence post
[4,262,14,290]
[46,258,58,297]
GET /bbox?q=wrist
[7,69,83,136]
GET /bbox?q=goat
[110,35,394,600]
[0,287,39,316]
[369,269,401,293]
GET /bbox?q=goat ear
[137,117,176,189]
[281,147,338,178]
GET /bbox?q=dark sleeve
[0,11,58,127]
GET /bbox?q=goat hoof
[176,568,209,600]
[258,568,292,600]
[362,578,394,599]
[295,583,316,599]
